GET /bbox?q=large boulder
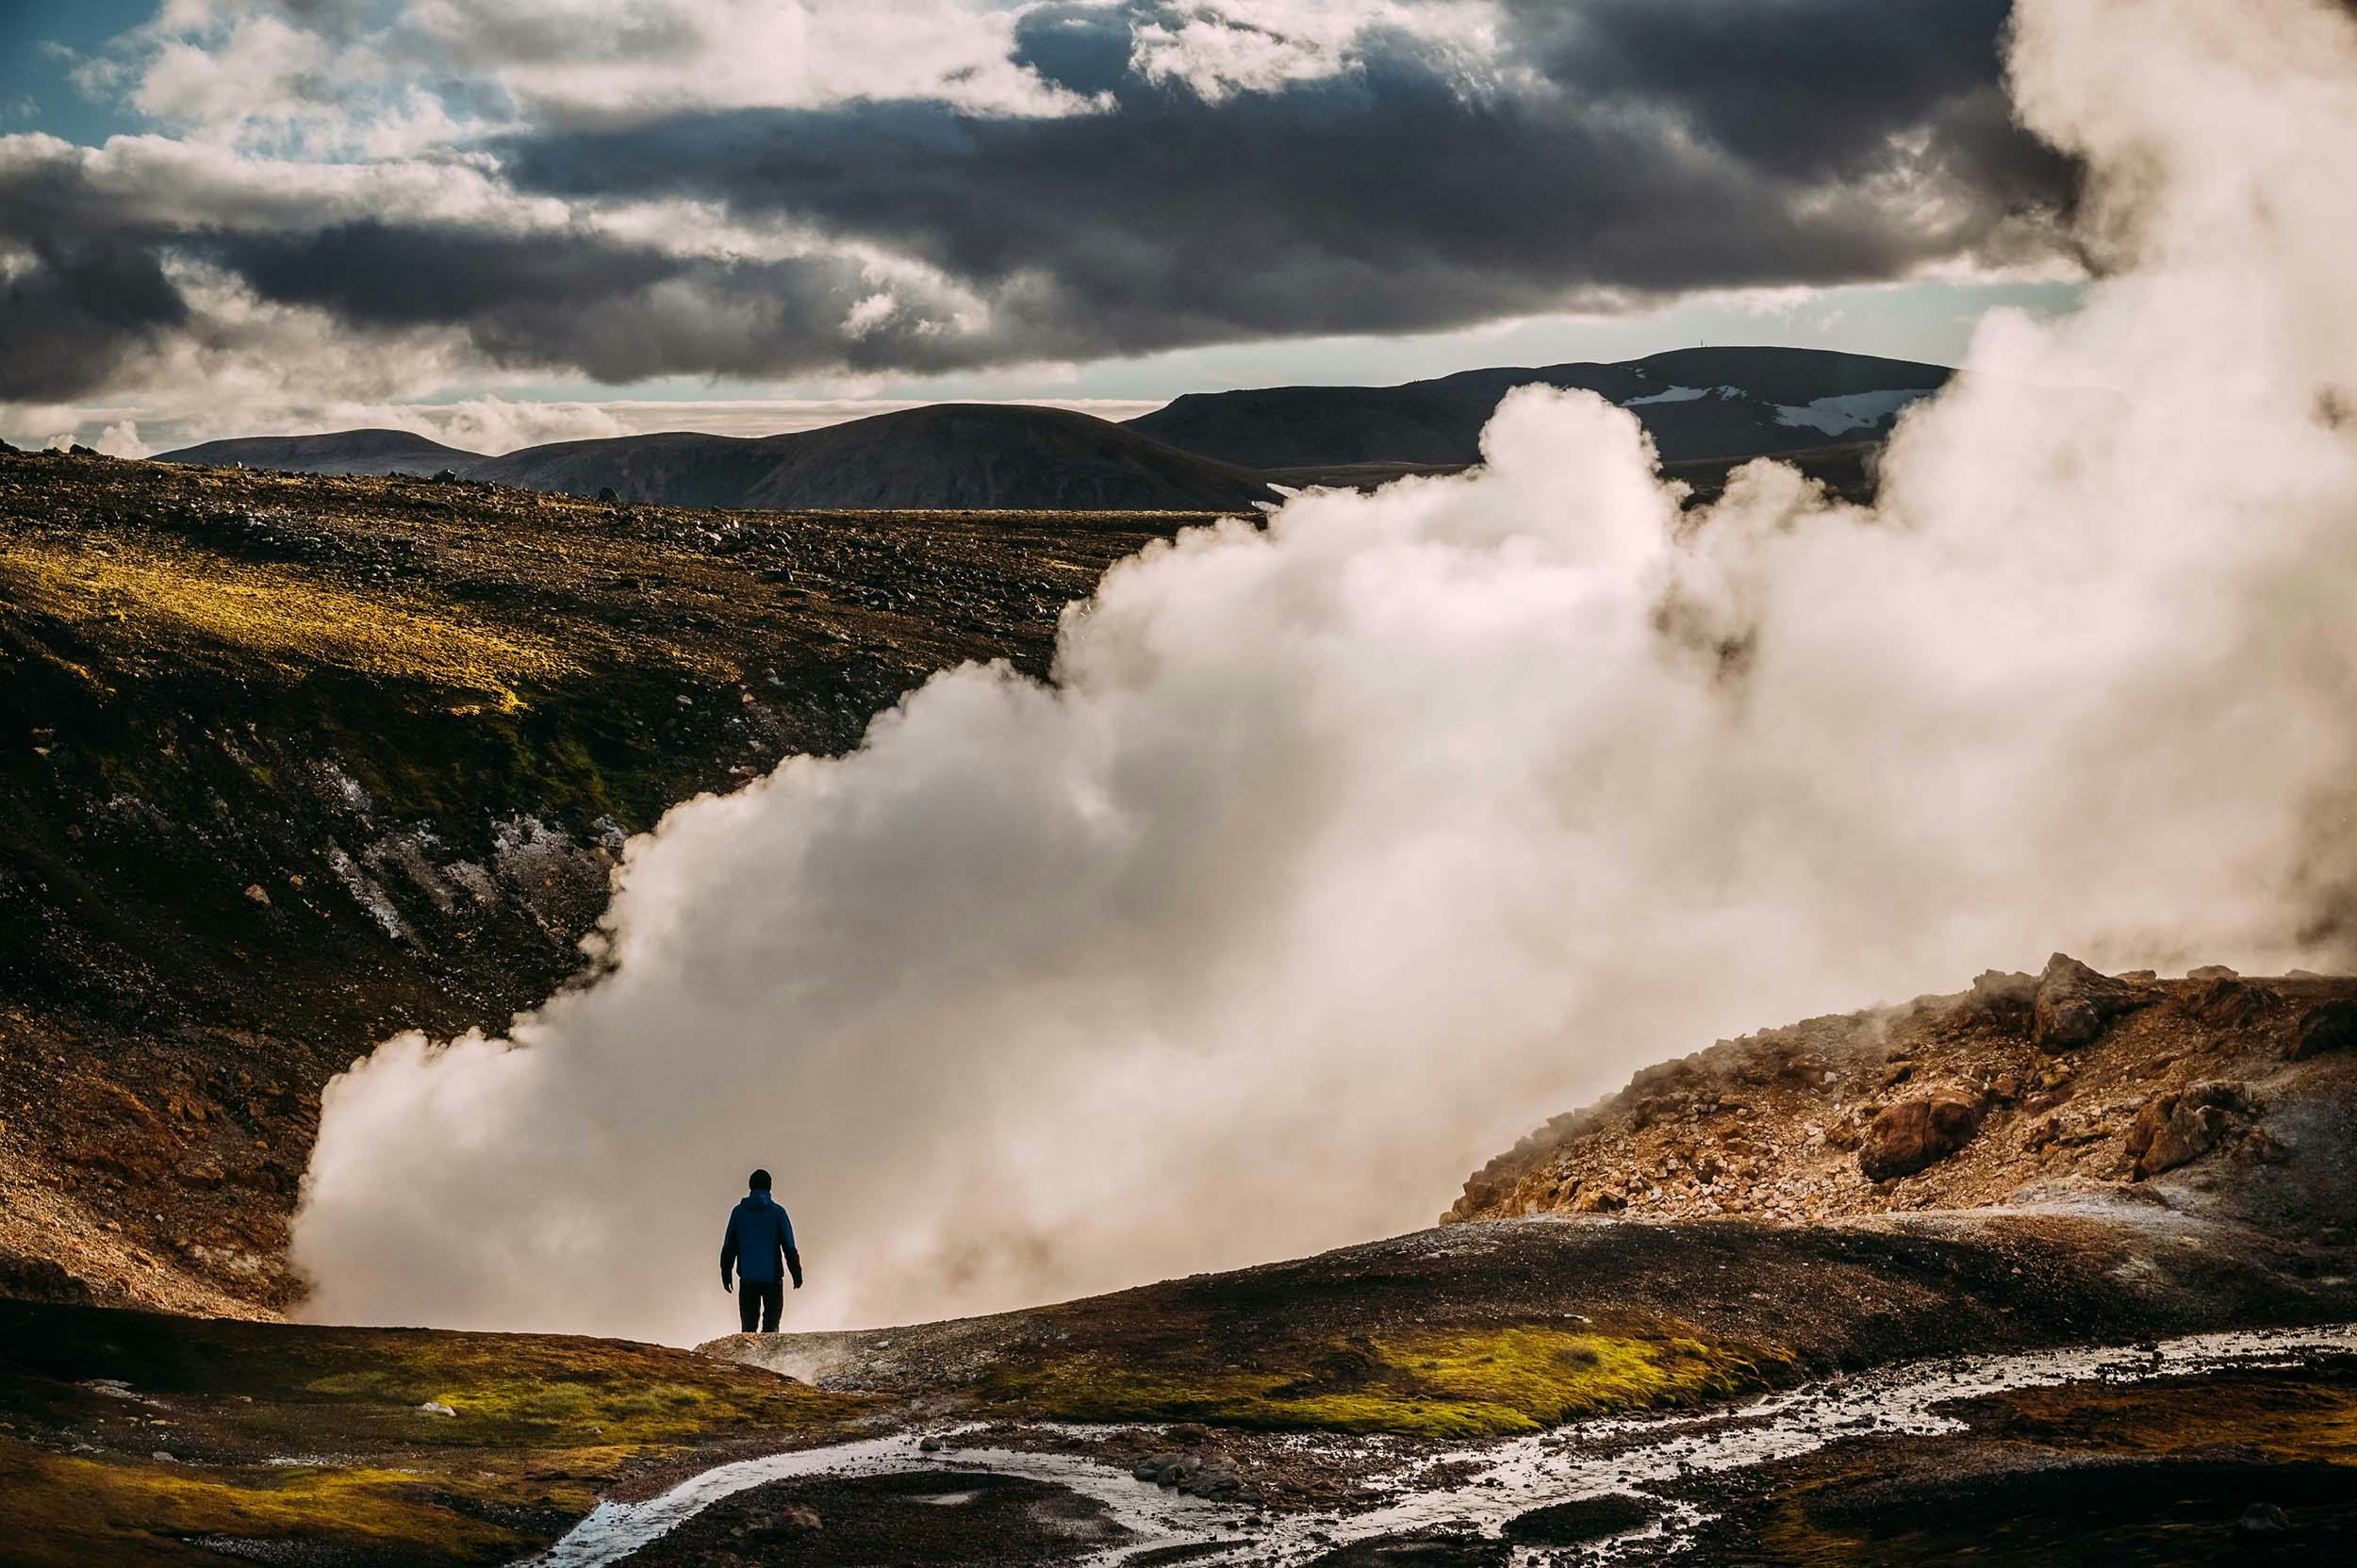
[2127,1081,2252,1179]
[1858,1098,1981,1181]
[2184,975,2279,1030]
[2032,953,2154,1049]
[2289,999,2357,1061]
[1961,968,2038,1031]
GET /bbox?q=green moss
[0,1441,525,1568]
[0,1303,882,1567]
[981,1324,1792,1437]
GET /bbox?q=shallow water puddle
[524,1323,2357,1566]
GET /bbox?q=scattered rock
[242,883,272,907]
[1309,1529,1508,1566]
[2127,1082,2250,1179]
[917,1435,942,1453]
[2033,953,2154,1049]
[419,1400,456,1417]
[596,487,620,503]
[2187,964,2240,981]
[2236,1501,2293,1539]
[2289,999,2357,1061]
[2239,1127,2292,1164]
[1180,1466,1248,1500]
[1134,1452,1194,1484]
[2184,975,2277,1030]
[1965,969,2038,1030]
[1858,1098,1980,1181]
[1502,1494,1655,1544]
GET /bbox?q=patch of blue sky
[0,0,156,145]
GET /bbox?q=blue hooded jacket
[721,1189,802,1286]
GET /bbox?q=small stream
[527,1322,2357,1567]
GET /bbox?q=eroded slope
[0,450,1226,1314]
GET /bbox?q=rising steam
[293,0,2357,1343]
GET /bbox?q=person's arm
[719,1210,739,1292]
[782,1211,803,1290]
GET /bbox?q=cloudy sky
[0,1,2085,454]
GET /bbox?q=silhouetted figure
[720,1168,803,1334]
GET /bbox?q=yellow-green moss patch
[980,1324,1793,1437]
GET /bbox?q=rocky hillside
[0,449,1223,1316]
[1448,955,2357,1236]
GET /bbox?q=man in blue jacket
[720,1168,803,1334]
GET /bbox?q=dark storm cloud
[0,235,188,401]
[0,146,1014,398]
[199,221,1001,381]
[495,0,2075,361]
[5,1,2077,398]
[0,154,190,400]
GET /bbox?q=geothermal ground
[3,960,2352,1562]
[3,455,2354,1563]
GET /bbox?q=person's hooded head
[748,1168,772,1194]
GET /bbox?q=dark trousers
[738,1277,783,1334]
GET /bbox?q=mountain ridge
[154,347,1953,509]
[159,403,1281,513]
[1126,344,1953,469]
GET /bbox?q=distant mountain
[154,428,483,477]
[471,404,1280,511]
[161,404,1280,513]
[156,349,1952,510]
[1127,346,1953,468]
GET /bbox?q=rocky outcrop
[2184,975,2279,1030]
[1858,1098,1981,1182]
[1963,968,2039,1030]
[1445,960,2357,1234]
[2125,1081,2252,1179]
[2291,999,2357,1060]
[2032,952,2155,1049]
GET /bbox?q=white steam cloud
[294,0,2357,1343]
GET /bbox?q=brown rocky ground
[0,449,1221,1315]
[1447,956,2357,1241]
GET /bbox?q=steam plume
[293,0,2357,1342]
